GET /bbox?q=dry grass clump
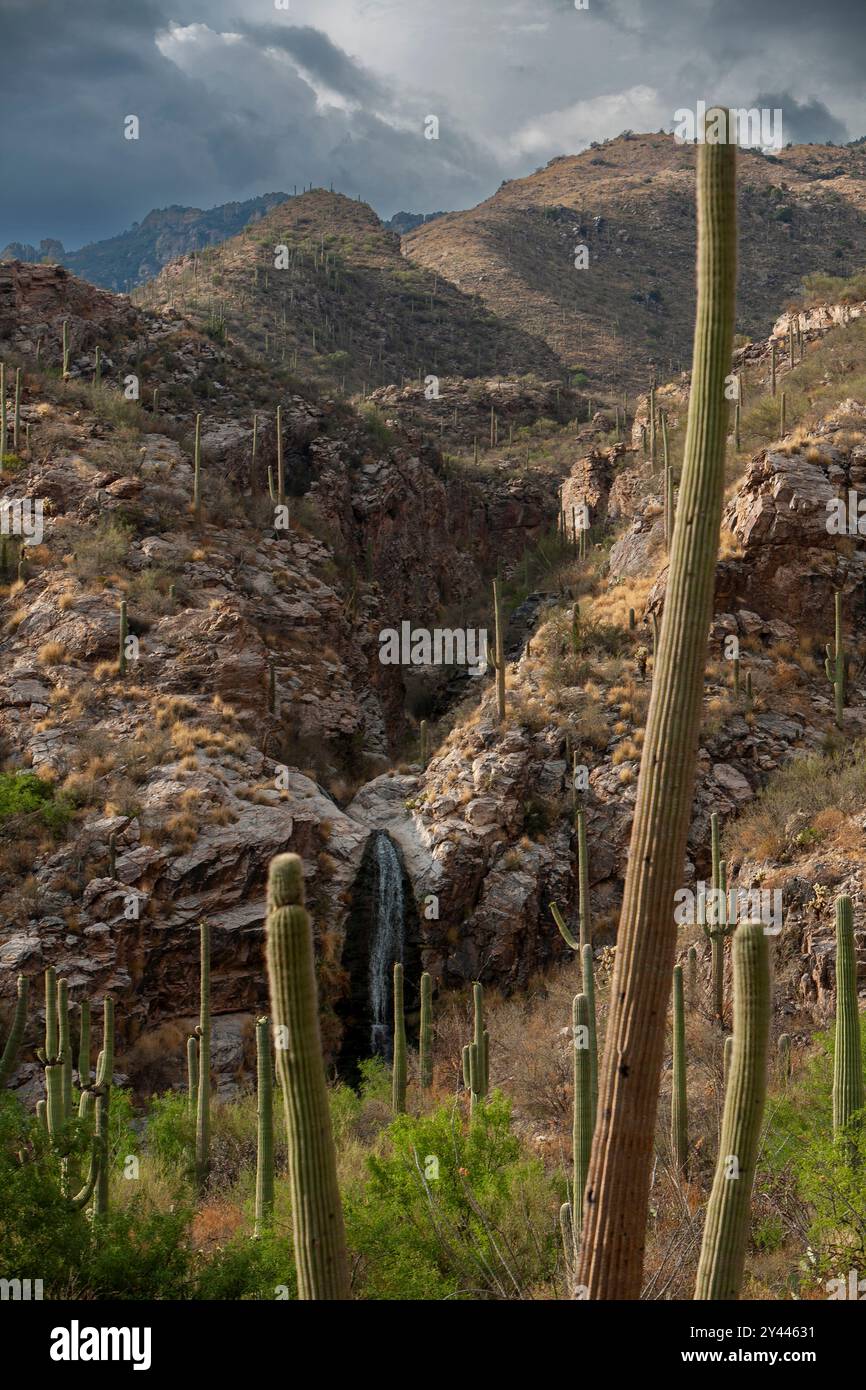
[725,738,866,862]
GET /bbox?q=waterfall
[368,832,405,1056]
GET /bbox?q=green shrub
[763,1027,866,1275]
[0,771,73,834]
[344,1094,560,1300]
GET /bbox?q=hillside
[134,190,562,393]
[1,194,290,292]
[405,133,866,391]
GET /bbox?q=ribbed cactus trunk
[576,808,591,955]
[118,600,128,678]
[195,921,211,1189]
[265,853,350,1300]
[255,1016,274,1236]
[392,961,407,1114]
[577,118,737,1300]
[473,982,488,1097]
[57,978,73,1120]
[93,997,115,1220]
[671,965,688,1172]
[582,943,598,1123]
[825,591,845,731]
[832,895,863,1140]
[186,1034,199,1121]
[0,974,27,1087]
[491,579,506,722]
[193,413,203,524]
[419,971,433,1089]
[77,1000,91,1088]
[694,922,771,1299]
[572,993,593,1239]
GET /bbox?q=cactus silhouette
[572,992,593,1237]
[695,921,771,1299]
[392,961,407,1114]
[578,114,737,1300]
[194,921,211,1189]
[254,1016,274,1236]
[824,591,845,731]
[671,965,688,1172]
[0,974,27,1087]
[265,853,350,1299]
[490,579,506,722]
[832,895,863,1141]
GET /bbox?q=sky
[2,0,866,249]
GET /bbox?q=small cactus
[671,965,688,1172]
[186,1034,198,1121]
[1,362,8,468]
[117,600,128,677]
[265,853,350,1299]
[254,1016,274,1237]
[193,413,203,524]
[0,975,28,1088]
[832,895,863,1142]
[777,1033,791,1084]
[419,719,428,770]
[419,971,433,1089]
[824,590,845,731]
[62,319,70,379]
[572,992,593,1236]
[392,961,407,1114]
[576,807,591,954]
[194,920,211,1189]
[92,997,115,1219]
[13,366,21,452]
[472,982,488,1098]
[275,404,285,505]
[490,579,506,722]
[694,922,771,1300]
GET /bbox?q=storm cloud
[1,0,864,249]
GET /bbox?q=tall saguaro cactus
[265,853,350,1300]
[576,808,591,955]
[825,590,845,731]
[832,895,863,1140]
[92,997,115,1220]
[490,578,506,722]
[671,965,688,1172]
[0,974,27,1087]
[577,115,737,1300]
[392,961,407,1114]
[195,920,211,1189]
[255,1016,274,1237]
[572,993,593,1239]
[695,921,771,1300]
[193,413,203,524]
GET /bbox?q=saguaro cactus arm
[577,114,737,1300]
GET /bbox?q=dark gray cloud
[753,94,849,146]
[1,0,865,249]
